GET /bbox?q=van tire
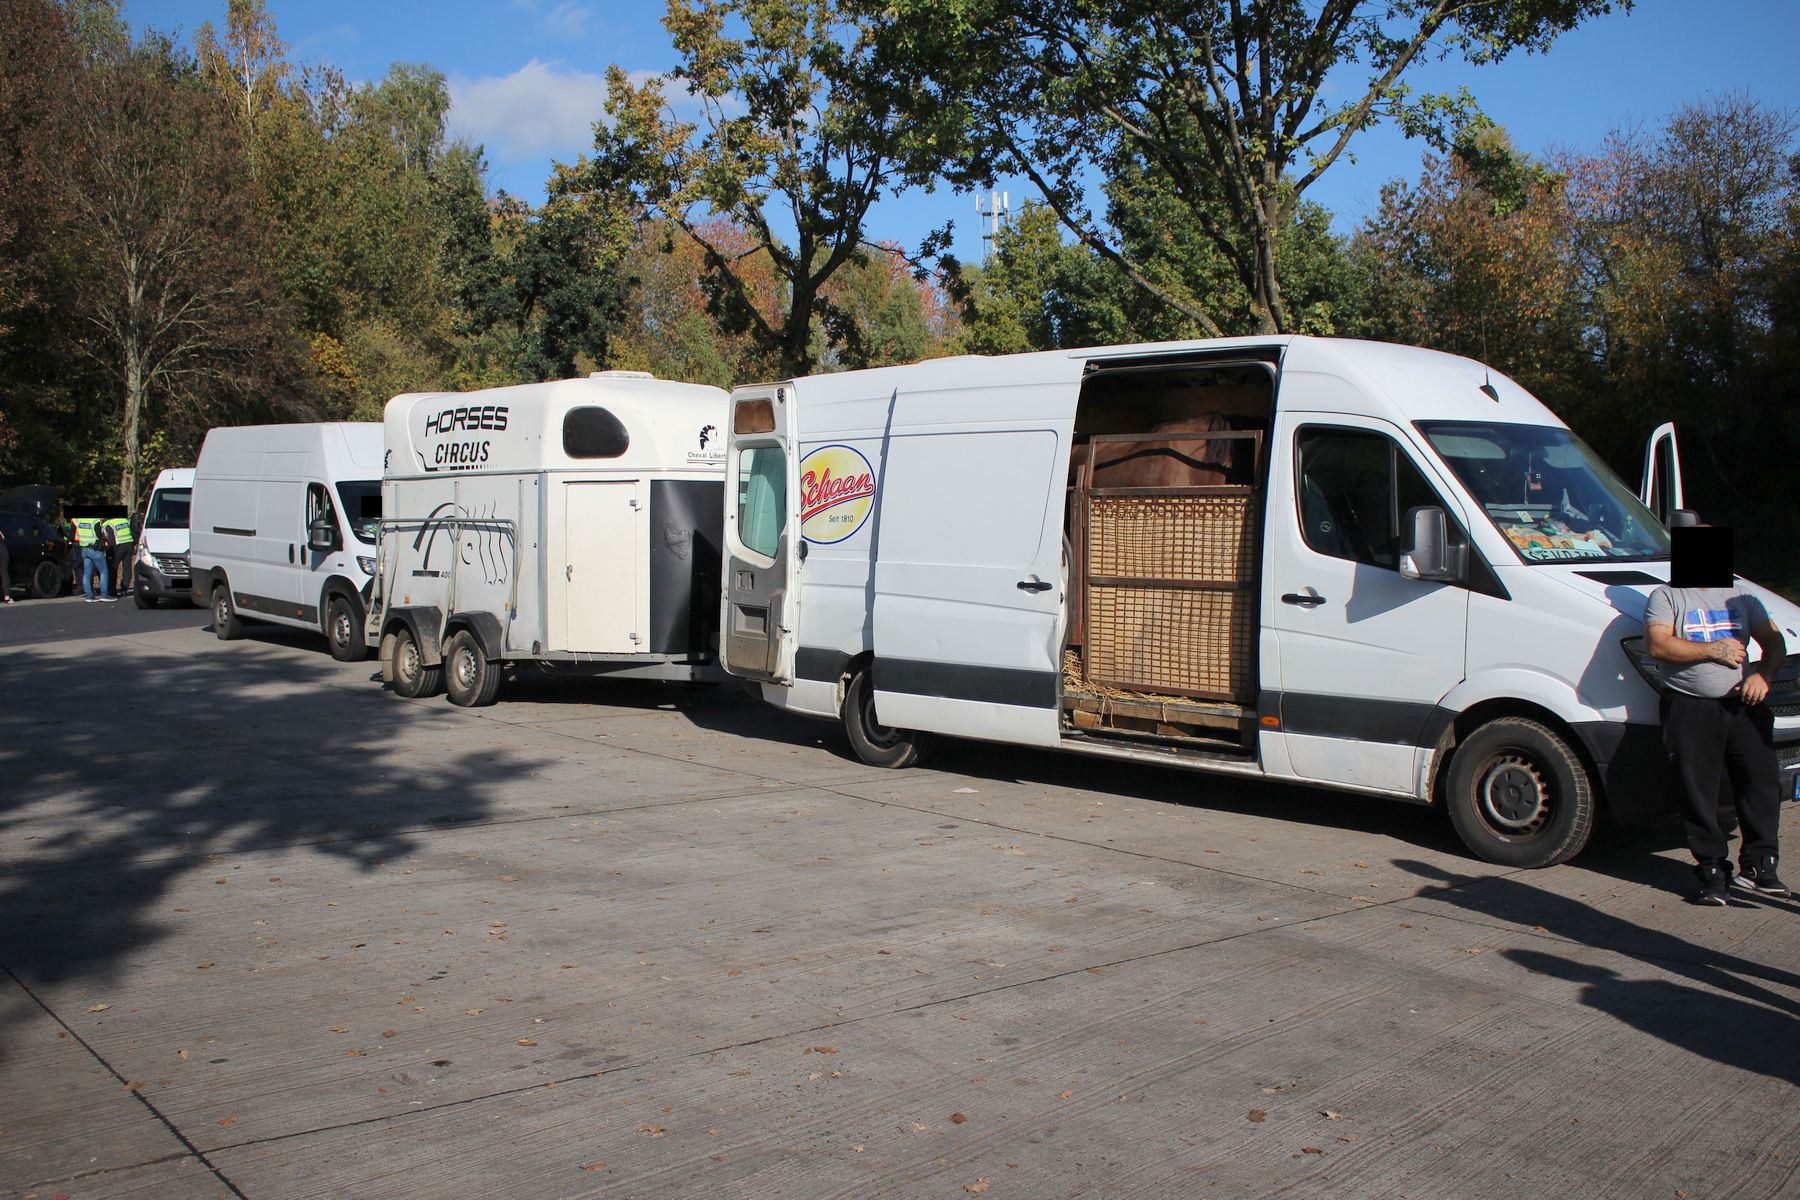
[326,593,371,663]
[842,668,933,769]
[30,559,63,599]
[443,630,500,708]
[135,589,157,609]
[1445,717,1595,868]
[390,626,442,699]
[212,585,245,640]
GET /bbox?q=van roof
[758,336,1567,432]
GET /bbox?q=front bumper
[135,557,192,603]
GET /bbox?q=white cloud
[447,60,610,163]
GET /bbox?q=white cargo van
[133,467,195,608]
[371,372,729,706]
[189,423,383,659]
[720,337,1800,868]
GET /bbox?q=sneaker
[1733,857,1792,898]
[98,594,116,602]
[84,596,97,603]
[1694,862,1730,906]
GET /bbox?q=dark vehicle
[0,484,64,523]
[0,512,71,599]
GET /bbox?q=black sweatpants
[1660,689,1780,866]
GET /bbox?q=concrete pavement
[1,621,1796,1198]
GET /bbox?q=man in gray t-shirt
[1644,582,1788,903]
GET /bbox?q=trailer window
[736,446,786,560]
[564,406,630,459]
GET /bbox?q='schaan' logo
[799,444,876,544]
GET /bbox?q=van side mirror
[1666,508,1701,528]
[308,519,339,553]
[1399,506,1463,583]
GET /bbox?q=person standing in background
[75,514,114,602]
[104,513,134,594]
[0,522,13,603]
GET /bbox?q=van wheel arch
[840,660,934,769]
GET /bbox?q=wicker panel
[1089,494,1256,583]
[1086,586,1254,700]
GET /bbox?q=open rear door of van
[1639,422,1684,525]
[722,386,799,684]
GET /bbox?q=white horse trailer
[373,372,730,706]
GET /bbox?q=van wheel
[326,594,371,663]
[444,630,500,707]
[1445,717,1595,868]
[30,559,63,599]
[390,626,442,699]
[842,668,933,768]
[212,585,245,640]
[134,589,157,609]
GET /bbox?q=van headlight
[1621,636,1669,692]
[136,544,152,566]
[356,556,377,577]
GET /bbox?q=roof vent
[589,370,655,380]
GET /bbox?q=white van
[371,372,729,706]
[133,467,195,608]
[189,423,383,659]
[720,336,1800,868]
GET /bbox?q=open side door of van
[722,387,799,684]
[1639,422,1685,526]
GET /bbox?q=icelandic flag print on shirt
[1684,607,1744,643]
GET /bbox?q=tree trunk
[119,347,144,511]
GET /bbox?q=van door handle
[1017,578,1053,592]
[1281,590,1326,607]
[289,544,295,563]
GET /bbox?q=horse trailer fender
[450,610,507,661]
[388,606,445,667]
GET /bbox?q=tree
[873,0,1630,334]
[63,37,289,508]
[582,0,956,376]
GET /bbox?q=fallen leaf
[1302,1146,1324,1155]
[638,1125,665,1136]
[178,1049,189,1061]
[807,1046,839,1055]
[1057,1090,1073,1100]
[217,1115,239,1126]
[497,875,520,882]
[1248,1109,1267,1123]
[852,1144,864,1153]
[345,1049,364,1057]
[86,1003,111,1013]
[578,1161,605,1172]
[196,962,215,970]
[381,1030,397,1038]
[964,1180,990,1195]
[950,1112,968,1124]
[330,1026,350,1033]
[727,968,742,977]
[517,1039,538,1047]
[215,877,229,885]
[1321,1110,1348,1120]
[465,1009,483,1016]
[124,1080,146,1092]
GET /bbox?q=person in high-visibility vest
[103,515,134,594]
[73,516,115,601]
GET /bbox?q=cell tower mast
[977,189,1010,261]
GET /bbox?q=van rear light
[734,398,775,434]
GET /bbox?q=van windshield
[144,487,191,530]
[1418,422,1669,563]
[335,481,381,545]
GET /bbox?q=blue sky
[125,1,1800,262]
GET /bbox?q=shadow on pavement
[1394,859,1800,1050]
[0,640,540,1054]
